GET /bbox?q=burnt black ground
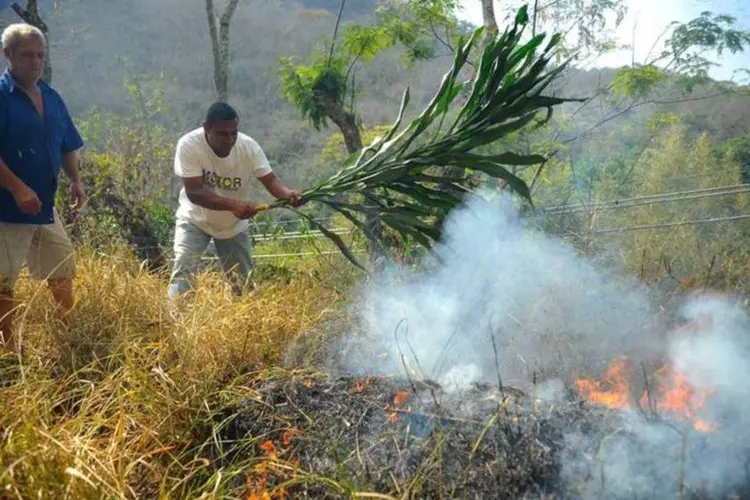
[214,369,569,499]
[205,368,750,499]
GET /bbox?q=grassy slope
[0,247,353,499]
[2,237,749,498]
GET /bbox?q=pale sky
[455,0,750,81]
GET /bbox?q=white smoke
[563,296,750,498]
[332,191,750,498]
[338,192,664,389]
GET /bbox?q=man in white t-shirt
[167,101,304,299]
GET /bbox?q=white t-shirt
[174,127,273,239]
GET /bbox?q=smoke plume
[338,192,664,389]
[332,191,750,498]
[562,295,750,498]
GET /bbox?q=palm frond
[264,5,582,271]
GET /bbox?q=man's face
[4,38,45,86]
[204,119,238,158]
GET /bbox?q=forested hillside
[1,0,451,185]
[2,0,748,189]
[1,0,749,280]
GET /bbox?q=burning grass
[217,360,750,499]
[574,355,717,434]
[213,369,567,499]
[200,364,750,499]
[1,247,750,499]
[573,314,722,434]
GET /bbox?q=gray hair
[1,23,46,54]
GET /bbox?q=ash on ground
[213,369,750,499]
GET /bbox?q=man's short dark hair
[205,102,238,123]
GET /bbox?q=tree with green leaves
[487,0,629,63]
[462,0,631,197]
[280,0,460,153]
[724,135,750,184]
[565,11,750,143]
[264,5,577,272]
[492,6,750,226]
[279,0,460,267]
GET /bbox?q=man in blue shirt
[0,23,85,354]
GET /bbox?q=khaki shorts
[0,208,76,295]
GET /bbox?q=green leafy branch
[265,6,580,271]
[612,11,750,99]
[279,0,460,133]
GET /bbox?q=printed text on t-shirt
[203,169,242,191]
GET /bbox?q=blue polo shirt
[0,69,84,224]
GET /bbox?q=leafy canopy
[279,0,460,131]
[611,11,750,99]
[269,5,580,271]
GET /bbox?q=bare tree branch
[480,0,498,46]
[10,1,48,31]
[328,0,347,65]
[560,89,736,146]
[428,19,454,56]
[206,0,242,102]
[11,0,52,82]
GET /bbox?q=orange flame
[281,427,301,447]
[574,357,632,410]
[640,366,716,432]
[393,391,411,407]
[260,440,278,461]
[247,446,297,499]
[694,418,716,433]
[575,356,716,433]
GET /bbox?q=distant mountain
[0,0,746,188]
[0,0,56,13]
[283,0,378,18]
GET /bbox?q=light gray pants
[167,218,254,298]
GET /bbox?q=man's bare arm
[258,172,302,203]
[62,150,86,214]
[182,177,258,219]
[183,176,239,211]
[61,150,82,184]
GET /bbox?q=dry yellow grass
[0,246,350,499]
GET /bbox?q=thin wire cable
[202,249,367,261]
[544,183,750,215]
[547,187,750,216]
[573,213,750,236]
[551,183,750,211]
[251,228,352,242]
